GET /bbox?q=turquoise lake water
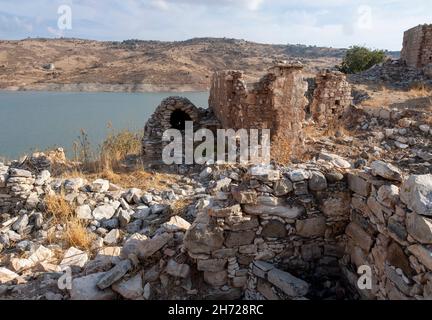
[0,91,209,159]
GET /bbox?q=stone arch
[170,109,192,130]
[141,97,201,166]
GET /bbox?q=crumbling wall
[345,166,432,300]
[208,63,308,154]
[141,97,212,167]
[310,70,352,125]
[183,160,432,300]
[183,161,354,300]
[401,24,432,69]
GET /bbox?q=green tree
[338,46,386,74]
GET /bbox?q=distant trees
[338,46,386,74]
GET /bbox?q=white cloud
[0,0,432,50]
[246,0,264,11]
[152,0,170,11]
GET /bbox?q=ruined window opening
[170,109,192,130]
[335,100,341,106]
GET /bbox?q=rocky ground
[0,131,431,300]
[0,55,431,301]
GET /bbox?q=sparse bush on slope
[338,46,386,74]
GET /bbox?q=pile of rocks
[355,105,432,174]
[1,154,432,301]
[349,60,432,89]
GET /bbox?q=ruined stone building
[142,63,352,166]
[401,24,432,69]
[310,70,352,125]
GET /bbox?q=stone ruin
[141,63,353,166]
[208,63,307,151]
[180,160,432,300]
[141,97,220,166]
[310,70,352,126]
[401,24,432,70]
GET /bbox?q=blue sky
[0,0,431,50]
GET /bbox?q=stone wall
[0,165,51,214]
[208,63,308,154]
[401,24,432,69]
[310,70,352,126]
[182,159,432,300]
[183,158,354,300]
[141,97,219,167]
[142,64,355,165]
[345,165,432,300]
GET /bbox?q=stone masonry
[310,70,352,126]
[208,62,308,154]
[401,24,432,69]
[141,63,352,166]
[141,97,220,167]
[182,159,432,300]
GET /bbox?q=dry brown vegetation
[87,168,178,191]
[360,85,432,108]
[170,198,193,218]
[45,194,94,251]
[64,126,180,191]
[99,126,142,171]
[0,38,342,91]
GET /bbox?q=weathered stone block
[345,222,373,252]
[197,259,227,272]
[408,245,432,271]
[165,259,190,278]
[224,230,255,247]
[406,213,432,244]
[232,189,257,204]
[400,175,432,216]
[204,270,227,287]
[347,173,371,197]
[296,217,326,237]
[71,272,117,300]
[208,204,241,218]
[267,268,309,297]
[261,220,287,238]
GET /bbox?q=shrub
[100,127,142,170]
[338,46,386,74]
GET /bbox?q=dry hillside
[0,37,345,92]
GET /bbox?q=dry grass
[45,193,74,224]
[62,217,94,251]
[170,198,193,217]
[407,83,432,98]
[270,134,314,165]
[362,85,432,108]
[362,86,391,108]
[44,193,94,251]
[99,127,142,171]
[85,168,178,191]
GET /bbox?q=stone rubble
[1,151,432,301]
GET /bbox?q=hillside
[0,37,349,92]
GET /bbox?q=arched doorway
[170,109,192,130]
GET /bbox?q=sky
[0,0,431,50]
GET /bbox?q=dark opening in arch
[170,109,192,130]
